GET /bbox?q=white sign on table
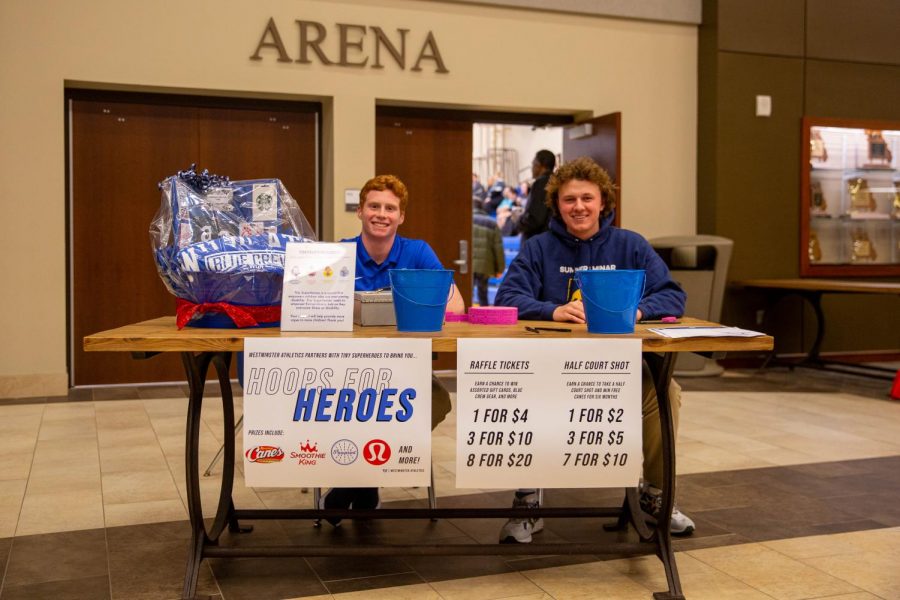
[281,242,356,331]
[456,338,642,488]
[243,337,432,488]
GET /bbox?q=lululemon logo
[363,439,391,465]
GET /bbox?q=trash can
[650,235,734,376]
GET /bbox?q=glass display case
[801,117,900,276]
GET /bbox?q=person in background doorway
[472,172,487,202]
[497,186,523,236]
[517,149,556,242]
[472,198,505,306]
[498,185,520,212]
[517,180,530,201]
[322,174,465,523]
[494,157,694,543]
[484,171,506,216]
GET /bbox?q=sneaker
[499,491,544,543]
[669,507,696,537]
[320,487,354,527]
[639,485,695,537]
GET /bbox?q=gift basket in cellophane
[151,165,316,329]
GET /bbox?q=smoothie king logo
[290,439,326,465]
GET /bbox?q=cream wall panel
[0,0,696,395]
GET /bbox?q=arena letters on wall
[250,17,450,73]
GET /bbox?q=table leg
[180,351,241,600]
[644,352,685,600]
[801,291,826,364]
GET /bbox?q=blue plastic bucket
[389,269,454,332]
[575,269,645,334]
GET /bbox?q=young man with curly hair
[494,157,694,543]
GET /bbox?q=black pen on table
[525,326,572,333]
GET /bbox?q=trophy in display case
[808,231,822,263]
[810,129,828,163]
[850,227,877,262]
[847,177,877,214]
[810,180,828,214]
[865,130,893,167]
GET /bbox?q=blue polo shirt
[343,234,444,291]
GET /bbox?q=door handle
[454,240,468,274]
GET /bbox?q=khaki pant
[432,375,453,431]
[641,362,682,490]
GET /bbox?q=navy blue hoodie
[495,214,686,321]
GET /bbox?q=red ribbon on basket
[175,298,280,329]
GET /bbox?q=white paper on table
[648,326,765,339]
[280,242,356,331]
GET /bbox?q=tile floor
[1,366,899,599]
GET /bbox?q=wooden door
[562,112,622,226]
[70,95,318,386]
[197,106,318,227]
[376,111,472,371]
[375,112,473,304]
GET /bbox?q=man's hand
[636,309,643,322]
[552,300,585,323]
[446,284,465,314]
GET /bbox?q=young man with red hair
[321,174,464,521]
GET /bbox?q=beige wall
[0,0,697,397]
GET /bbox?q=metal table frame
[178,348,684,600]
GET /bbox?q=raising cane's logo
[290,439,326,466]
[245,445,285,463]
[363,439,391,465]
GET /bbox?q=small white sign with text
[280,242,356,331]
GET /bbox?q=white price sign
[243,337,432,488]
[456,338,642,488]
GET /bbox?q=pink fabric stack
[444,311,469,322]
[468,306,518,325]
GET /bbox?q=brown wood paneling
[807,0,900,66]
[717,0,805,57]
[375,112,473,304]
[697,0,720,235]
[71,96,319,386]
[72,99,198,385]
[198,107,318,233]
[805,60,900,122]
[715,52,804,281]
